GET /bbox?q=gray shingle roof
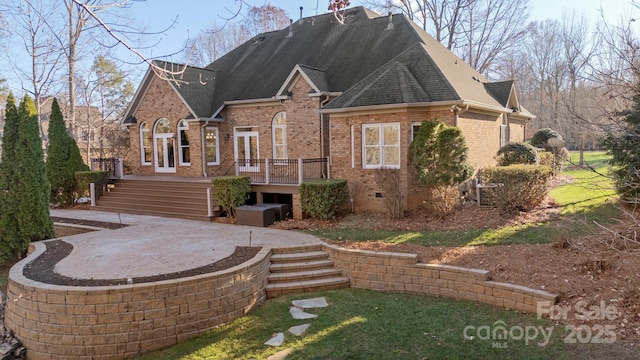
[484,81,515,108]
[153,61,216,118]
[298,65,329,93]
[134,6,531,119]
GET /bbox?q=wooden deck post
[298,158,304,185]
[207,187,213,217]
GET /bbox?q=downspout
[201,122,208,177]
[320,94,331,160]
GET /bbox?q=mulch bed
[51,216,129,230]
[23,240,262,286]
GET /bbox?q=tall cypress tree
[0,93,23,260]
[46,98,88,205]
[14,95,54,250]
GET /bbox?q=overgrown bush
[410,120,472,187]
[496,142,538,166]
[409,119,471,216]
[212,176,251,218]
[374,168,404,219]
[530,128,562,149]
[75,171,109,198]
[538,148,569,174]
[481,165,551,213]
[300,179,348,219]
[429,185,460,216]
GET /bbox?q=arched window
[177,120,190,165]
[154,118,171,134]
[139,122,152,165]
[272,112,287,160]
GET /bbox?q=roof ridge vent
[386,12,394,30]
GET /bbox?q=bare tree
[364,0,529,76]
[183,22,251,67]
[0,0,65,143]
[183,4,289,67]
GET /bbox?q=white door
[234,131,259,172]
[154,133,176,173]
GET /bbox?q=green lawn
[135,152,630,359]
[137,289,585,360]
[306,151,619,247]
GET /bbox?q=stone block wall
[323,244,558,313]
[5,244,271,360]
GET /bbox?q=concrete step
[271,245,323,254]
[265,277,350,298]
[91,204,214,222]
[269,259,335,273]
[268,268,343,283]
[270,251,329,263]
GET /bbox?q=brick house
[115,7,533,219]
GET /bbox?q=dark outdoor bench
[235,205,276,227]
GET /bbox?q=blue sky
[3,0,638,93]
[126,0,635,64]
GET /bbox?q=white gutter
[319,100,511,114]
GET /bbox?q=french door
[154,133,176,173]
[234,131,259,172]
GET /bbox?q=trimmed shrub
[530,128,562,149]
[300,179,348,219]
[75,171,109,198]
[481,165,551,213]
[212,176,251,218]
[496,142,539,166]
[47,98,89,206]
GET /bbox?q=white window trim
[139,122,151,166]
[205,126,220,166]
[272,112,287,161]
[177,120,190,166]
[362,122,401,169]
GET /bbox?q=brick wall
[5,243,271,360]
[329,109,457,213]
[456,112,502,169]
[221,79,323,161]
[128,76,205,177]
[323,244,558,313]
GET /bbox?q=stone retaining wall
[5,242,271,360]
[323,244,558,313]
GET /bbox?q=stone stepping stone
[292,297,328,309]
[289,307,318,319]
[264,332,285,347]
[267,348,292,360]
[288,323,311,336]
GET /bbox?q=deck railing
[90,158,123,179]
[235,158,330,185]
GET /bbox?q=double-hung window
[205,126,219,165]
[362,123,400,169]
[140,122,152,165]
[178,120,190,165]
